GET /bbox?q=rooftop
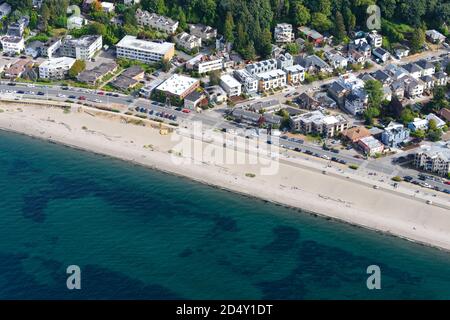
[116,35,174,54]
[220,74,241,88]
[157,74,199,96]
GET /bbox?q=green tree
[69,60,86,78]
[400,108,415,124]
[260,28,273,58]
[410,27,426,53]
[223,12,234,43]
[364,80,384,109]
[311,13,332,32]
[334,11,346,42]
[292,3,310,26]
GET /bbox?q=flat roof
[39,57,76,68]
[156,74,199,96]
[116,35,174,55]
[220,74,241,88]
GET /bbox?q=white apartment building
[61,35,102,61]
[274,23,294,43]
[220,74,242,97]
[344,91,368,115]
[186,54,223,74]
[257,69,286,92]
[276,53,294,69]
[116,35,175,63]
[0,36,24,54]
[39,57,76,79]
[174,32,201,51]
[135,8,179,34]
[284,65,305,85]
[290,110,349,138]
[404,76,424,98]
[414,142,450,177]
[233,69,258,94]
[246,59,278,75]
[41,38,61,58]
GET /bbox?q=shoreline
[1,103,450,252]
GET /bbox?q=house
[433,71,449,86]
[426,113,446,128]
[189,24,217,41]
[415,60,435,77]
[246,59,278,75]
[371,70,392,85]
[344,91,367,115]
[298,26,324,45]
[296,92,320,110]
[404,76,424,99]
[276,53,294,70]
[359,72,376,82]
[326,51,348,69]
[231,108,281,126]
[381,122,410,148]
[408,118,429,131]
[283,65,305,85]
[110,65,145,89]
[297,55,332,73]
[425,30,446,44]
[385,64,408,80]
[174,32,201,51]
[25,41,43,58]
[390,80,405,100]
[413,142,450,177]
[233,69,258,94]
[241,99,281,114]
[3,58,32,78]
[383,86,392,102]
[184,91,207,110]
[7,18,28,37]
[358,136,384,155]
[67,15,85,30]
[100,2,115,13]
[372,47,390,63]
[77,62,117,85]
[342,126,372,143]
[393,45,410,59]
[290,110,348,137]
[220,74,242,97]
[348,49,366,64]
[420,75,435,90]
[327,81,348,107]
[367,30,382,48]
[274,23,294,43]
[349,38,372,58]
[402,63,423,79]
[204,86,227,104]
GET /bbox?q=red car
[78,96,86,100]
[444,181,450,185]
[182,109,191,113]
[97,91,105,95]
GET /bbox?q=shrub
[349,164,358,170]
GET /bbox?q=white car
[322,155,330,160]
[57,94,66,98]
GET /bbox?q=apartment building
[135,8,179,34]
[414,143,450,177]
[284,65,305,85]
[39,57,76,80]
[220,74,242,97]
[290,110,348,138]
[186,54,223,74]
[274,23,294,43]
[41,37,62,58]
[61,35,102,60]
[233,69,258,94]
[156,74,200,100]
[276,53,294,69]
[116,35,174,63]
[0,36,24,54]
[257,69,286,92]
[367,30,382,48]
[246,59,278,76]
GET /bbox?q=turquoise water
[1,130,450,299]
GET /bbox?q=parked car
[78,96,86,100]
[182,109,191,113]
[403,176,414,182]
[37,92,45,96]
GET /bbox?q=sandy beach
[1,102,450,251]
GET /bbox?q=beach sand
[1,103,450,251]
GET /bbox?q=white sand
[1,103,450,251]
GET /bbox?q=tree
[292,3,310,26]
[223,12,234,43]
[343,7,356,33]
[285,43,300,55]
[411,129,426,139]
[141,0,167,15]
[334,11,346,42]
[364,106,381,125]
[364,80,384,109]
[209,70,221,86]
[260,28,273,58]
[400,108,415,124]
[69,60,86,78]
[311,13,332,33]
[410,28,426,53]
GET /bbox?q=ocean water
[1,130,450,300]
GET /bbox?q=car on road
[57,94,66,98]
[339,159,347,164]
[403,176,414,182]
[68,95,76,99]
[419,182,432,188]
[97,91,105,95]
[7,82,16,86]
[444,189,450,194]
[322,155,331,160]
[61,87,69,90]
[78,96,86,100]
[37,92,45,96]
[182,109,191,113]
[17,90,24,94]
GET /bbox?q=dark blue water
[1,130,450,299]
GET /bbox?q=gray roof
[372,70,391,82]
[415,60,434,70]
[402,63,422,73]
